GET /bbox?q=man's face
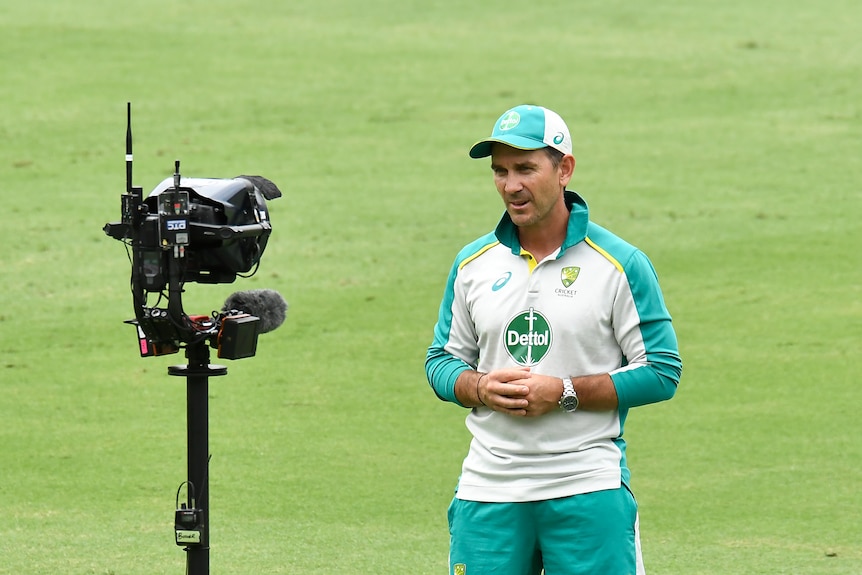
[490,145,570,230]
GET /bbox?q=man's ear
[559,154,576,187]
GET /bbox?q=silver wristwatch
[559,377,579,413]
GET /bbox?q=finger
[489,381,530,398]
[495,368,532,383]
[489,394,529,410]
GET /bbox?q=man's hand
[459,368,560,416]
[476,367,531,415]
[481,369,566,416]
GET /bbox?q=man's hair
[544,147,565,169]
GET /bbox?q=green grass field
[1,1,860,573]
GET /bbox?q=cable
[236,259,261,279]
[175,480,196,510]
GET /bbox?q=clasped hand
[477,367,560,417]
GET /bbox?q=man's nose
[503,175,523,193]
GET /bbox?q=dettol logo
[504,308,552,366]
[498,110,521,131]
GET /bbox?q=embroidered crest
[561,266,580,288]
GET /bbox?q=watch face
[561,395,579,412]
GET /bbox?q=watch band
[559,377,579,413]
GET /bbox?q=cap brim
[468,135,548,159]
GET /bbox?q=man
[425,104,682,575]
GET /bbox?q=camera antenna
[126,102,134,196]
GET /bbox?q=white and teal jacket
[425,191,682,503]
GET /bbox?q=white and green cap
[469,104,572,159]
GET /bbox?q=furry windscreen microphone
[222,289,287,333]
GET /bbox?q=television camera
[103,103,284,359]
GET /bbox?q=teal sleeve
[424,257,471,407]
[425,346,470,406]
[612,353,680,408]
[610,250,682,409]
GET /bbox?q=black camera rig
[103,104,285,574]
[104,103,282,359]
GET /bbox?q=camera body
[110,175,276,287]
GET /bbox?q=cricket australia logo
[561,266,580,287]
[504,308,552,366]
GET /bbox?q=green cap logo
[561,266,580,287]
[505,308,552,366]
[498,111,521,131]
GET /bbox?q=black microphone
[222,289,287,333]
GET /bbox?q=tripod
[169,340,227,575]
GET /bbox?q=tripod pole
[169,341,227,575]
